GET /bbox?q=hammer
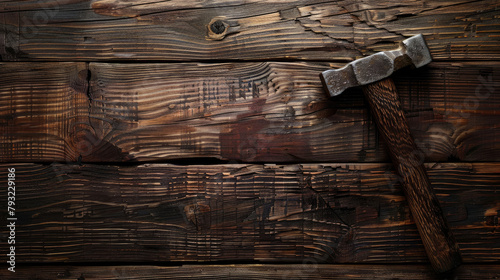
[320,35,462,273]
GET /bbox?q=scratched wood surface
[0,0,499,61]
[0,264,499,280]
[1,61,498,163]
[1,0,499,277]
[0,163,498,263]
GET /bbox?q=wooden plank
[1,61,499,163]
[0,264,499,279]
[0,162,498,263]
[0,0,499,61]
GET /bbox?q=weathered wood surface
[1,61,498,163]
[0,264,499,280]
[0,162,498,263]
[1,0,499,61]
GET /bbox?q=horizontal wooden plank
[0,264,499,280]
[0,162,498,263]
[0,0,499,61]
[1,61,499,163]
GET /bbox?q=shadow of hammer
[320,34,462,274]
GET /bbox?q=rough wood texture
[1,0,499,61]
[1,61,498,163]
[362,78,461,273]
[1,0,498,277]
[0,162,498,263]
[0,264,499,280]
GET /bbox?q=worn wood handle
[362,78,462,273]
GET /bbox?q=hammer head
[321,34,432,97]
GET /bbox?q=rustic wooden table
[1,0,499,279]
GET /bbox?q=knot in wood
[210,20,226,34]
[207,18,228,41]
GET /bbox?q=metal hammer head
[321,34,432,97]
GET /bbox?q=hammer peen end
[321,34,432,97]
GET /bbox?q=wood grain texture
[0,0,499,61]
[362,78,461,273]
[1,61,499,163]
[0,264,499,280]
[0,162,498,263]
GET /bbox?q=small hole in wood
[210,20,226,34]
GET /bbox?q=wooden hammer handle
[362,78,462,273]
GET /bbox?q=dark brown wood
[0,0,499,61]
[0,264,499,280]
[1,62,499,163]
[0,162,498,264]
[0,0,498,276]
[362,78,462,273]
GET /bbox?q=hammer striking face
[320,34,432,97]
